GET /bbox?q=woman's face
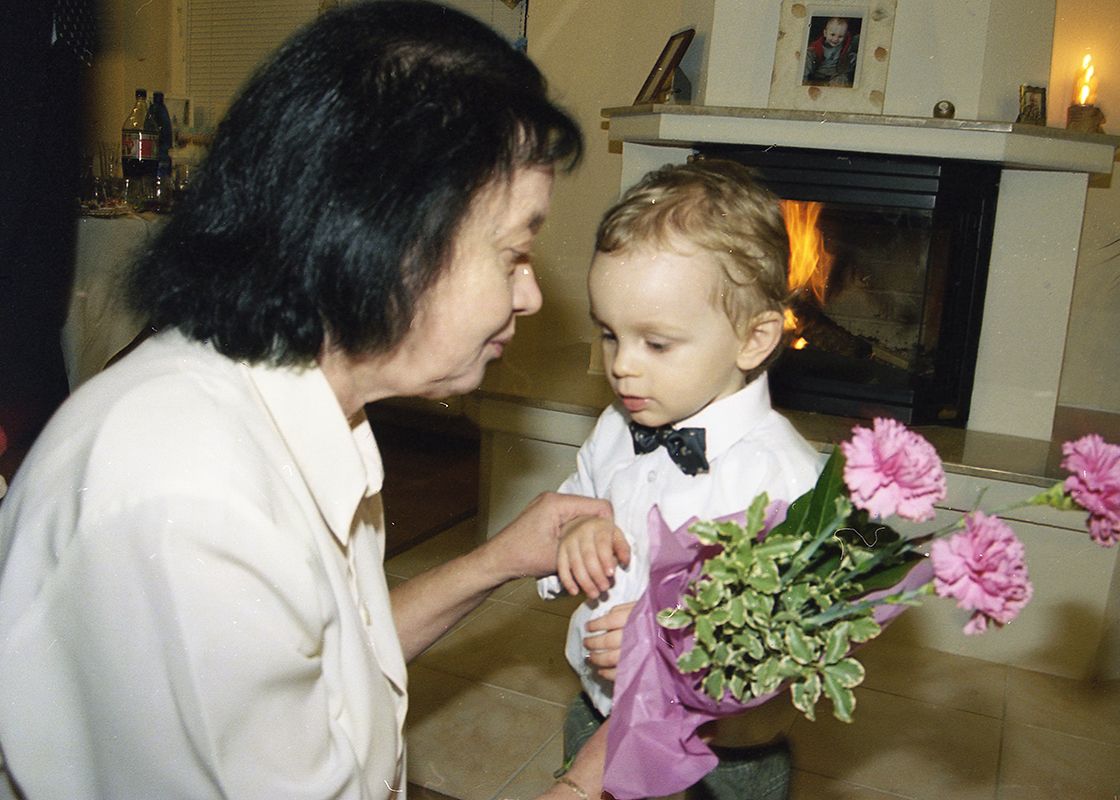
[329,166,553,410]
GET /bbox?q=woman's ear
[736,310,784,372]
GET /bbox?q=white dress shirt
[0,331,408,799]
[539,377,821,716]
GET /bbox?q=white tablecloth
[62,214,158,389]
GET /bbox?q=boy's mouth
[620,395,648,413]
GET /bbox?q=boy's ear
[736,310,784,372]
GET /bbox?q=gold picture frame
[633,28,695,105]
[768,0,897,114]
[1016,84,1047,126]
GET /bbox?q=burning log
[788,295,872,359]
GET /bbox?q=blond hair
[595,158,790,377]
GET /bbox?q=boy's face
[823,19,848,46]
[589,242,751,428]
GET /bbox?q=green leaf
[695,615,716,648]
[745,492,771,537]
[733,630,765,660]
[785,624,818,665]
[823,657,866,689]
[704,557,738,582]
[790,673,822,721]
[823,621,851,663]
[677,645,710,673]
[728,673,748,702]
[822,673,857,723]
[754,536,804,561]
[698,579,724,609]
[728,594,747,627]
[657,607,694,630]
[709,605,731,626]
[847,616,882,643]
[849,549,926,594]
[781,583,812,613]
[702,669,726,700]
[689,520,724,546]
[748,558,781,593]
[744,590,774,619]
[751,657,784,696]
[763,629,784,652]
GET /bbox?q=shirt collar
[674,375,773,462]
[246,359,383,547]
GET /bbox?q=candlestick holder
[1066,103,1105,134]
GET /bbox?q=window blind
[186,0,318,125]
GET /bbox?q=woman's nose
[513,264,542,317]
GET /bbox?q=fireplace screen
[697,146,1001,426]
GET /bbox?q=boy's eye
[645,340,670,353]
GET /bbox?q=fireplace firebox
[696,145,1001,426]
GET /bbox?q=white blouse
[0,331,408,799]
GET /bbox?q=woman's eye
[646,340,669,352]
[599,330,617,343]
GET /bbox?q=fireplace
[696,145,1000,426]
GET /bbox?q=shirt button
[647,471,657,483]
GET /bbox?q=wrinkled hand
[557,515,631,598]
[483,492,614,583]
[583,601,636,681]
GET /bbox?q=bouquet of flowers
[603,418,1119,799]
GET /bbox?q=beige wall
[526,0,1120,420]
[88,0,173,149]
[90,0,1119,418]
[1050,1,1120,415]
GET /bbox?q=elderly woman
[0,2,616,797]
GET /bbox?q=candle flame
[1075,52,1098,106]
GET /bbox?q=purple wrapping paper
[603,505,934,799]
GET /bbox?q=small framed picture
[633,28,695,106]
[1016,85,1047,125]
[769,0,897,114]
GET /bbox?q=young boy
[537,160,822,800]
[803,16,858,86]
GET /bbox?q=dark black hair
[129,0,582,365]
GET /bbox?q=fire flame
[781,199,834,336]
[1075,52,1098,106]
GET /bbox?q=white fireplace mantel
[602,104,1120,444]
[603,104,1120,175]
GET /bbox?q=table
[63,213,158,388]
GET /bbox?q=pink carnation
[840,417,946,522]
[931,512,1033,635]
[1061,434,1120,548]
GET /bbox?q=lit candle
[1074,53,1098,106]
[1067,52,1105,133]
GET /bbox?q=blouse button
[360,603,371,626]
[647,471,657,483]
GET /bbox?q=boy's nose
[610,344,638,378]
[513,264,542,317]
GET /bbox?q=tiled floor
[387,519,1120,800]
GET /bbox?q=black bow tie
[629,422,709,476]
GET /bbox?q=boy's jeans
[562,694,791,800]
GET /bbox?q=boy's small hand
[583,600,636,681]
[557,515,631,598]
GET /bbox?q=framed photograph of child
[633,28,695,106]
[768,0,897,115]
[1016,85,1047,125]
